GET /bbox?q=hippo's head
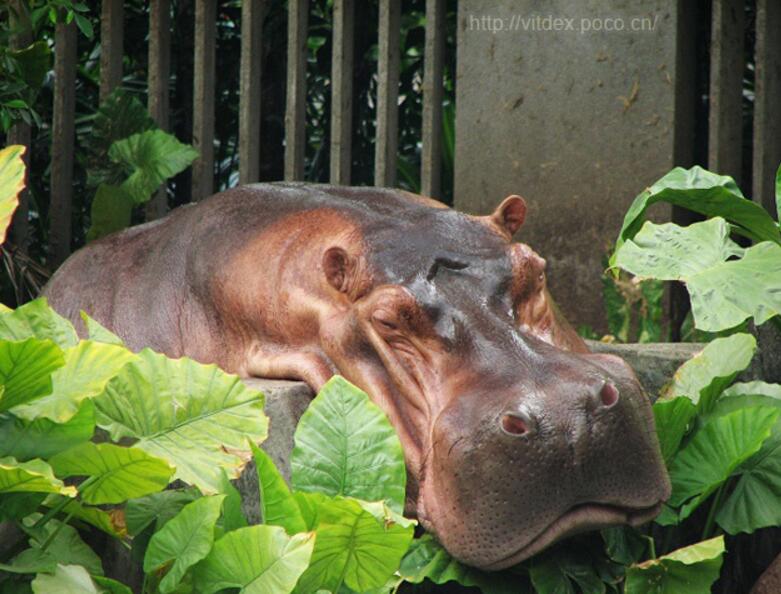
[311,191,671,570]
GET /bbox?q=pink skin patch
[502,413,530,436]
[600,382,619,408]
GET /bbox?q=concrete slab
[454,0,695,333]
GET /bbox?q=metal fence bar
[8,0,32,251]
[374,0,400,187]
[191,0,216,201]
[330,0,354,185]
[421,0,444,198]
[49,17,77,267]
[708,0,744,184]
[99,0,123,102]
[284,0,309,181]
[145,0,171,220]
[753,0,781,217]
[239,0,265,185]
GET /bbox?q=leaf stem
[702,484,727,540]
[40,508,75,552]
[32,494,73,529]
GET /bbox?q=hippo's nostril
[600,381,619,408]
[501,412,534,436]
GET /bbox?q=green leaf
[9,41,51,89]
[86,184,134,242]
[0,457,76,496]
[0,401,95,461]
[398,534,527,594]
[294,496,414,593]
[661,332,756,412]
[144,495,226,594]
[42,494,124,537]
[0,338,64,412]
[601,527,647,566]
[291,376,406,513]
[0,298,79,349]
[614,218,781,332]
[612,165,781,265]
[218,468,247,532]
[80,312,124,345]
[624,536,724,594]
[89,90,157,176]
[667,407,779,522]
[194,525,315,594]
[0,144,25,244]
[91,576,133,594]
[12,340,136,423]
[652,397,697,464]
[31,564,101,594]
[0,548,57,574]
[125,489,201,536]
[0,491,46,521]
[775,162,781,223]
[73,13,92,38]
[94,349,267,494]
[250,441,306,535]
[25,516,103,575]
[710,385,781,534]
[109,129,198,205]
[50,442,172,504]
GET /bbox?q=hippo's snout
[500,378,620,438]
[419,350,671,571]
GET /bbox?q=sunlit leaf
[94,349,267,494]
[31,564,101,593]
[0,298,78,349]
[194,525,314,594]
[0,457,75,496]
[0,338,64,412]
[0,144,25,244]
[80,312,124,345]
[13,340,136,423]
[291,376,406,513]
[661,333,756,413]
[50,442,173,504]
[0,401,94,461]
[614,218,781,332]
[612,165,781,265]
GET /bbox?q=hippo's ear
[490,195,527,237]
[323,246,355,294]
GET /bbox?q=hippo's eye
[427,257,469,281]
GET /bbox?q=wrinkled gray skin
[44,183,671,570]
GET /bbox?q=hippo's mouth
[482,500,664,571]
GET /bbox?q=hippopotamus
[44,183,670,570]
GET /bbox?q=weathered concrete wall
[454,0,694,333]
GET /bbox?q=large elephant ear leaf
[194,525,315,594]
[0,298,79,349]
[611,165,781,266]
[0,144,25,244]
[291,376,407,513]
[614,218,781,333]
[94,349,268,494]
[109,129,198,205]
